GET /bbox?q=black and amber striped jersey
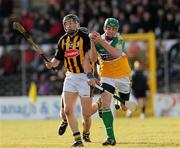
[54,29,90,73]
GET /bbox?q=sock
[63,119,67,123]
[102,109,115,139]
[73,132,81,142]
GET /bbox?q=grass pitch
[0,117,180,148]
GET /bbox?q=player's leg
[119,92,130,111]
[89,87,102,118]
[95,97,103,118]
[63,92,83,147]
[100,82,116,146]
[80,96,92,142]
[92,78,103,117]
[63,74,84,147]
[114,99,121,110]
[114,89,121,110]
[114,93,130,111]
[58,97,68,136]
[116,77,132,111]
[78,79,94,143]
[90,101,99,115]
[126,94,136,117]
[60,99,66,120]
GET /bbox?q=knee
[64,107,73,116]
[101,94,111,109]
[82,111,91,119]
[101,92,107,99]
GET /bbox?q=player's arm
[83,31,96,69]
[83,33,97,87]
[84,51,97,87]
[45,39,64,69]
[83,51,92,74]
[89,33,98,62]
[93,32,122,58]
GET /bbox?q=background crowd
[0,0,179,96]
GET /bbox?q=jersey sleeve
[116,34,126,52]
[82,33,91,53]
[54,38,64,61]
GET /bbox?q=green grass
[0,118,180,148]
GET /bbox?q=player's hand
[92,32,101,42]
[88,78,97,87]
[89,32,101,41]
[89,32,96,41]
[95,78,100,85]
[45,61,53,69]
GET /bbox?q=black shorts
[133,90,146,99]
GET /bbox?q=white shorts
[101,77,131,94]
[63,72,90,98]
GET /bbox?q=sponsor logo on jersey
[65,49,80,58]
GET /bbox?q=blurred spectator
[139,11,153,32]
[0,49,15,75]
[20,10,34,32]
[38,73,50,95]
[0,0,14,17]
[0,0,179,96]
[156,42,166,88]
[0,0,179,46]
[131,61,149,119]
[48,18,63,42]
[48,2,61,19]
[23,47,35,71]
[11,45,21,72]
[122,23,131,33]
[20,0,31,11]
[88,18,99,32]
[0,18,14,45]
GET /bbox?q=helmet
[63,14,80,34]
[104,18,119,29]
[63,14,80,25]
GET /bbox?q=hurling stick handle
[25,38,57,72]
[40,54,57,72]
[95,84,125,104]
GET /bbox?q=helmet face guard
[63,14,80,34]
[104,18,119,30]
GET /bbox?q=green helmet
[63,14,80,25]
[104,18,119,29]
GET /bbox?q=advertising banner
[0,95,115,120]
[154,93,180,117]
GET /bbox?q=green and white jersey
[94,33,131,78]
[95,33,125,61]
